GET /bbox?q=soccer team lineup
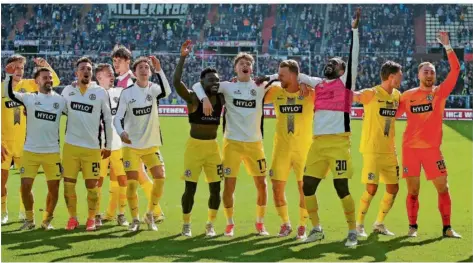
[0,5,471,259]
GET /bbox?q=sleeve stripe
[7,76,24,106]
[156,73,166,100]
[345,30,354,91]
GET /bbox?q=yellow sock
[341,195,356,231]
[95,187,102,215]
[87,187,99,220]
[42,211,51,222]
[127,180,139,218]
[106,181,119,218]
[154,203,163,217]
[183,213,191,224]
[357,191,374,225]
[1,195,6,213]
[256,205,266,223]
[299,207,309,226]
[207,209,218,223]
[224,207,234,224]
[376,192,395,224]
[148,179,164,213]
[25,210,34,221]
[141,179,153,202]
[118,185,127,214]
[19,187,25,213]
[276,205,290,224]
[304,195,320,227]
[63,182,77,218]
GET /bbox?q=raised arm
[172,40,193,103]
[3,63,26,104]
[436,31,460,98]
[352,88,375,104]
[149,56,171,99]
[341,7,360,90]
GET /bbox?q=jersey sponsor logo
[111,108,117,115]
[35,110,57,122]
[279,104,303,113]
[71,102,94,113]
[410,103,433,113]
[201,116,220,121]
[379,108,397,117]
[233,99,256,108]
[5,101,21,108]
[132,105,152,116]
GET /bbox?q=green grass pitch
[1,117,472,262]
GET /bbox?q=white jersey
[114,70,171,149]
[271,28,359,136]
[3,74,66,153]
[100,87,123,151]
[193,80,269,142]
[61,83,113,150]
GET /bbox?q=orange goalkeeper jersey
[397,51,460,149]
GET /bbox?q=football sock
[276,205,290,224]
[304,195,320,227]
[341,195,356,231]
[95,187,102,216]
[148,179,164,213]
[86,187,99,220]
[106,181,119,218]
[376,192,395,224]
[207,209,218,224]
[64,182,77,218]
[224,207,234,225]
[256,205,266,223]
[118,185,127,215]
[299,207,309,226]
[438,191,451,226]
[406,194,419,225]
[183,213,191,224]
[127,180,139,218]
[357,191,374,225]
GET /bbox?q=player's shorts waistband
[188,137,218,145]
[64,142,101,151]
[224,138,263,145]
[312,133,351,140]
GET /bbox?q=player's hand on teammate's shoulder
[149,56,162,72]
[101,149,111,159]
[5,62,16,75]
[299,83,312,97]
[202,97,213,116]
[180,40,192,57]
[254,75,270,86]
[120,131,132,144]
[352,7,361,29]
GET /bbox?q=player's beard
[80,77,91,85]
[422,79,434,88]
[41,82,53,92]
[323,65,338,79]
[281,81,289,89]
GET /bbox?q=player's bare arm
[173,40,200,111]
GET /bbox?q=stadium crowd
[1,4,472,107]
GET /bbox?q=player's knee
[20,179,33,192]
[97,177,104,188]
[333,179,350,199]
[117,176,127,186]
[150,165,165,179]
[366,183,378,196]
[386,184,399,195]
[85,179,98,189]
[302,176,321,196]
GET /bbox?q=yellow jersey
[358,85,401,154]
[1,71,60,142]
[265,85,314,150]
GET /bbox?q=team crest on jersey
[89,94,96,100]
[368,172,375,180]
[146,94,152,101]
[427,94,433,102]
[53,102,60,109]
[69,92,75,96]
[20,167,25,174]
[250,89,257,96]
[124,161,130,168]
[298,95,304,100]
[393,100,399,107]
[224,168,231,175]
[113,97,119,103]
[184,169,192,177]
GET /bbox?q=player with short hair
[173,40,224,237]
[262,59,313,239]
[193,52,272,237]
[114,56,171,232]
[1,55,60,224]
[61,57,114,231]
[353,61,403,237]
[108,45,165,224]
[397,31,461,238]
[4,65,66,230]
[93,63,129,227]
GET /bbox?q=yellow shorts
[222,138,266,178]
[122,146,164,172]
[361,153,399,185]
[1,140,23,170]
[270,144,309,182]
[181,137,222,183]
[62,143,102,180]
[100,149,126,178]
[305,135,353,180]
[20,151,62,181]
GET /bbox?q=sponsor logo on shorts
[224,168,231,175]
[71,102,94,113]
[379,108,397,117]
[280,104,303,114]
[132,105,152,116]
[89,94,96,100]
[269,169,273,177]
[368,172,375,180]
[184,169,192,177]
[35,111,57,122]
[124,161,130,168]
[403,167,408,173]
[410,103,433,113]
[233,99,256,108]
[5,101,21,108]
